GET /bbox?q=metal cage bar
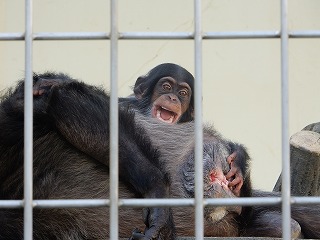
[280,0,291,239]
[2,30,320,41]
[109,0,119,239]
[0,1,319,240]
[194,0,204,239]
[24,0,34,239]
[2,195,320,209]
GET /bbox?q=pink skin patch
[209,170,230,191]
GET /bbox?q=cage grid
[0,0,320,240]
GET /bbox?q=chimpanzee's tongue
[160,108,174,120]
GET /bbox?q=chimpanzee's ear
[133,77,148,100]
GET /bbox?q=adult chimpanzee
[1,73,320,239]
[123,63,244,195]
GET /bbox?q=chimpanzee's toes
[33,79,56,96]
[127,207,174,239]
[141,207,175,240]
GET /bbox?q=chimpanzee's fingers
[226,152,237,164]
[33,79,53,96]
[228,175,242,187]
[232,187,241,197]
[228,176,243,196]
[225,166,237,180]
[234,182,242,196]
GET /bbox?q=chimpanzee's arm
[34,76,175,239]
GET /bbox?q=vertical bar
[24,0,33,239]
[109,0,119,239]
[194,0,204,239]
[280,0,291,239]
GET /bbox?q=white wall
[1,0,320,191]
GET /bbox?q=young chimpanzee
[120,63,194,124]
[124,63,245,195]
[1,73,320,239]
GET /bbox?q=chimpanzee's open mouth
[153,105,178,124]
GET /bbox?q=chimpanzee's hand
[225,152,244,197]
[129,207,175,240]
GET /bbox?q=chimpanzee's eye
[162,83,172,91]
[179,89,189,97]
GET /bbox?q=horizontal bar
[290,30,320,38]
[205,197,282,206]
[1,196,320,209]
[0,200,24,208]
[119,198,194,207]
[122,197,320,207]
[0,32,109,41]
[33,199,110,208]
[203,31,280,39]
[0,32,24,40]
[119,32,193,39]
[34,32,110,40]
[291,196,320,205]
[2,31,320,41]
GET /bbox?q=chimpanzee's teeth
[156,110,161,118]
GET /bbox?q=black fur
[1,73,320,239]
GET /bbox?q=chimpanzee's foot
[128,228,145,240]
[33,75,74,96]
[128,207,176,240]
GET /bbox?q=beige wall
[1,0,320,191]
